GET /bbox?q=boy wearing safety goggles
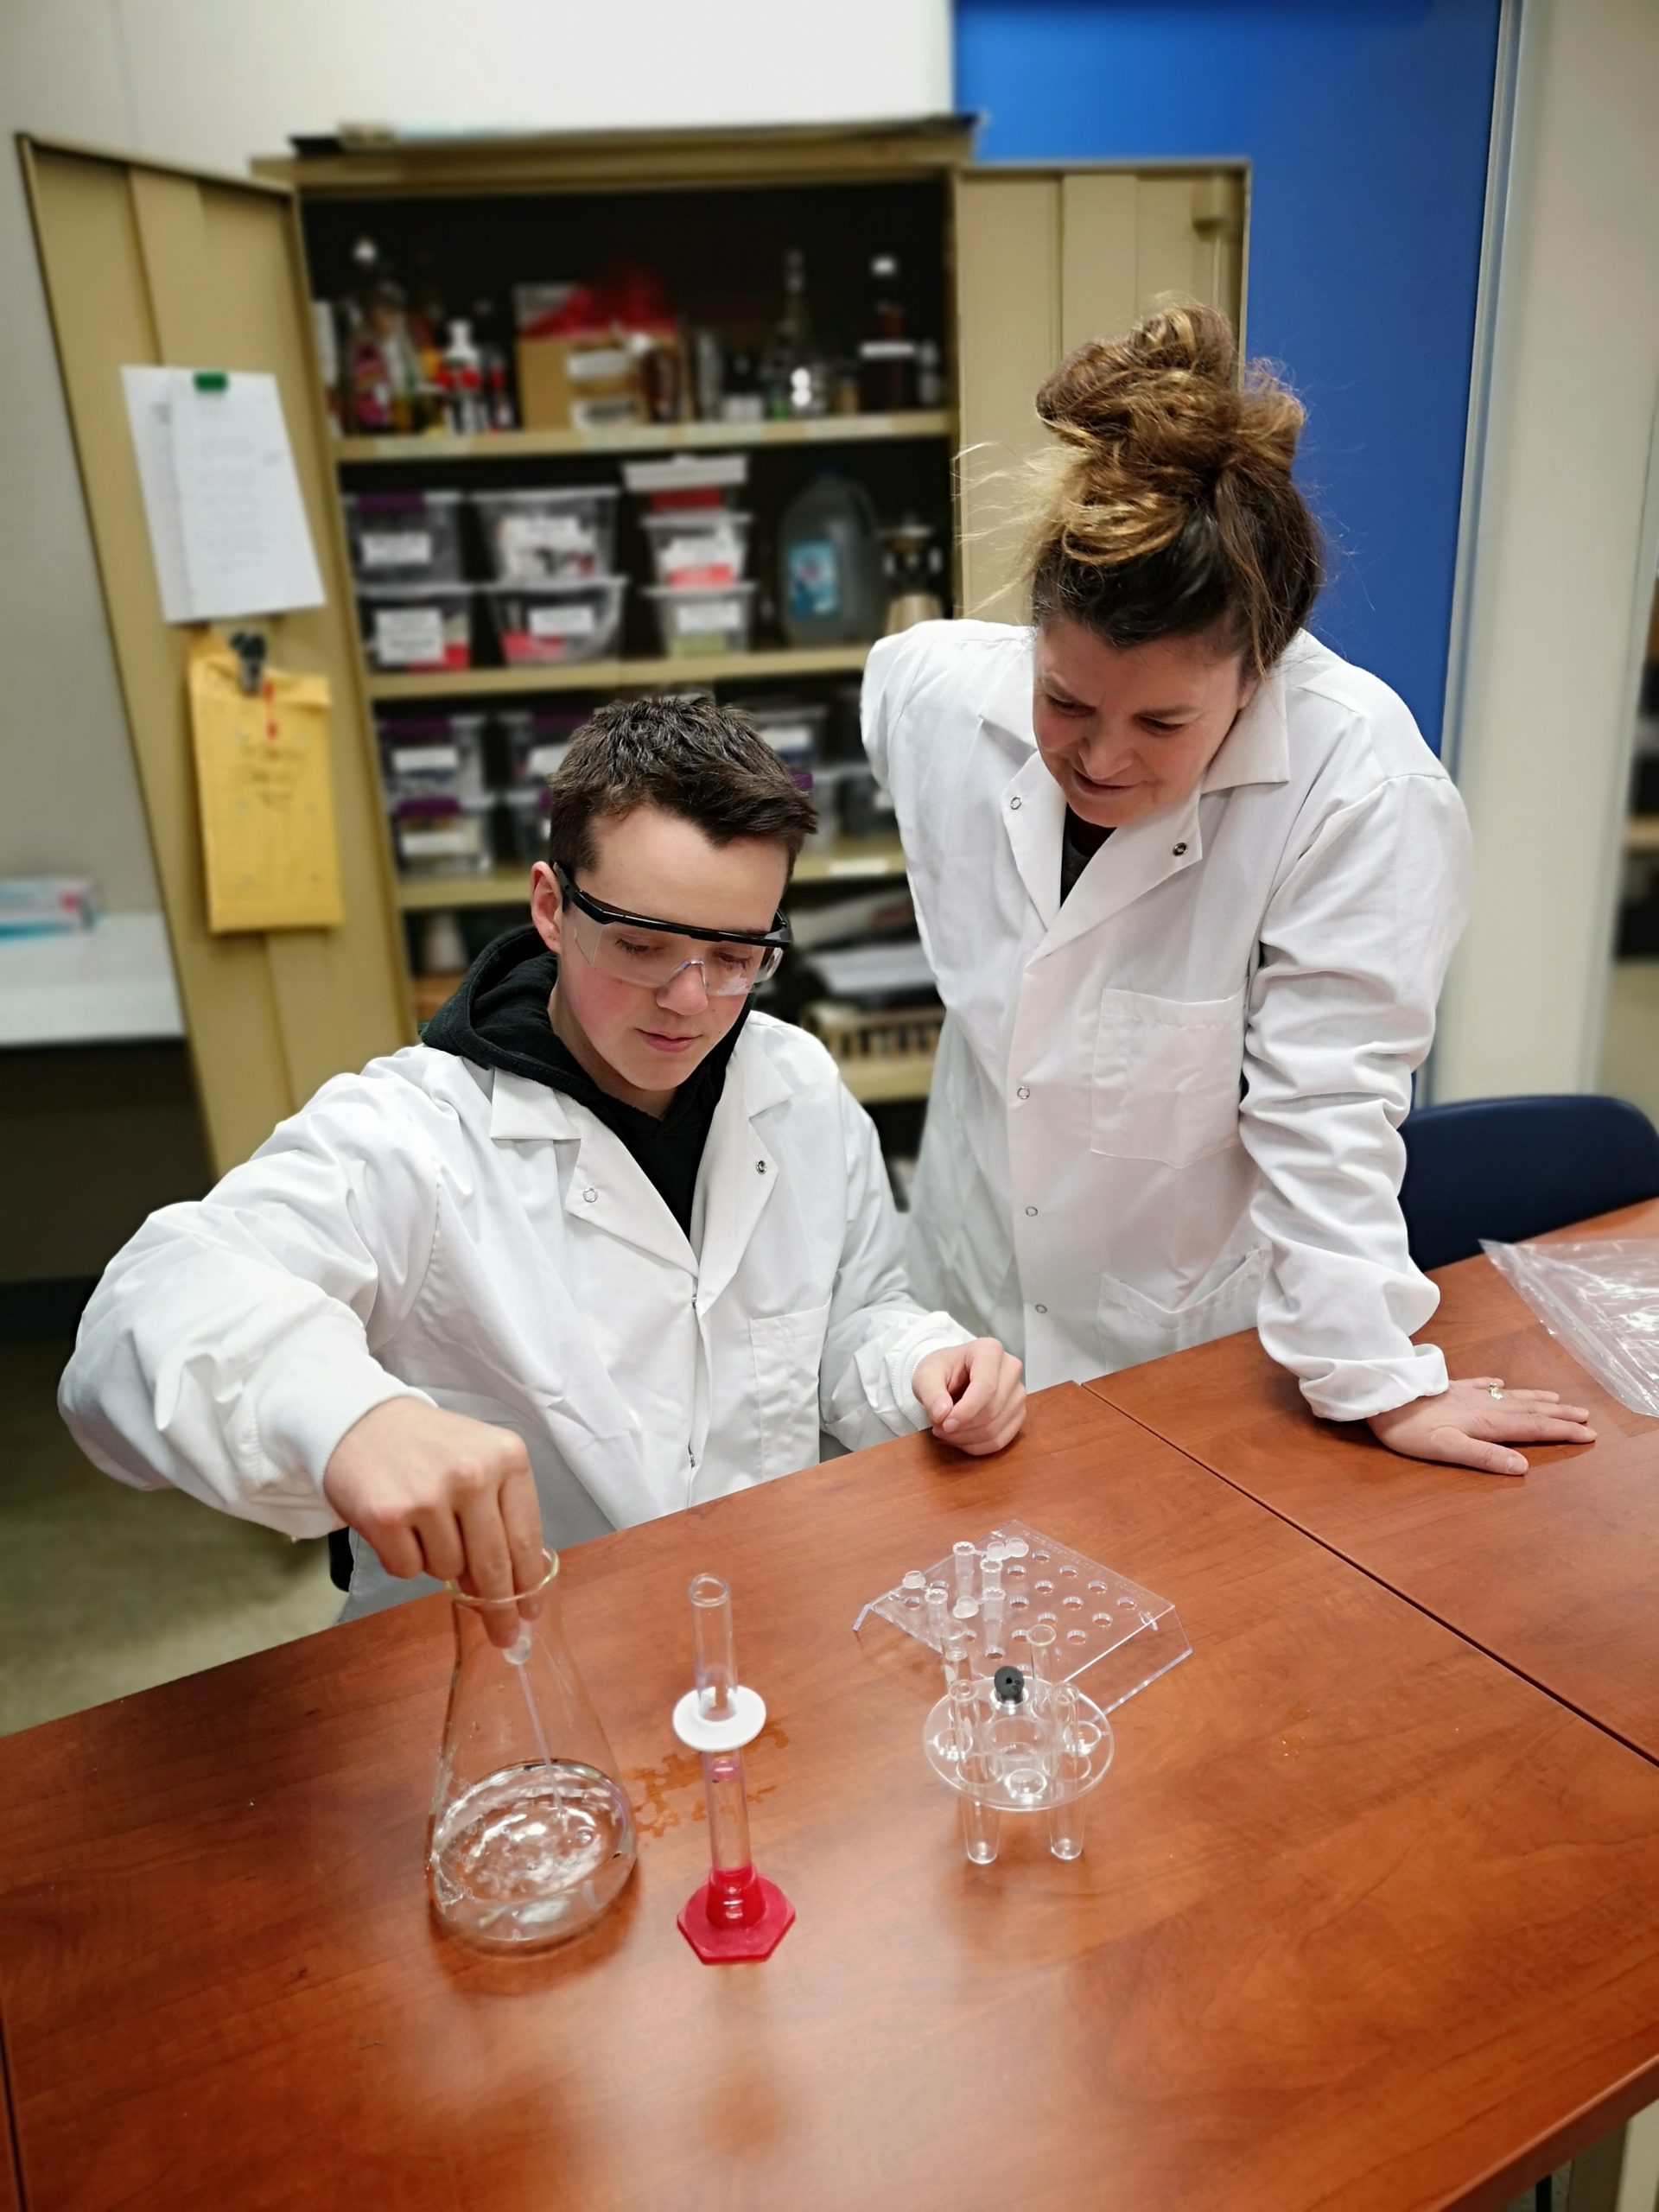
[61,696,1024,1636]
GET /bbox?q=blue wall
[955,0,1503,750]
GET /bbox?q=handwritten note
[124,368,324,623]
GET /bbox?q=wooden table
[1090,1201,1659,1764]
[10,1384,1659,2210]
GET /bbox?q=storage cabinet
[23,124,1246,1174]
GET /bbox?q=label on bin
[375,607,446,665]
[660,527,741,586]
[505,515,588,555]
[529,603,599,639]
[400,827,474,858]
[361,530,432,569]
[674,597,741,635]
[391,744,460,773]
[528,742,573,776]
[760,722,815,753]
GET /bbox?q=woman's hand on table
[913,1338,1027,1456]
[1365,1377,1596,1476]
[323,1398,546,1644]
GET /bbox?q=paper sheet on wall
[123,367,325,622]
[188,633,344,933]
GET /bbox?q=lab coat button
[1034,1303,1047,1315]
[1173,842,1188,856]
[582,1186,598,1204]
[1025,1205,1038,1217]
[756,1160,767,1174]
[1008,794,1022,810]
[1014,1085,1031,1102]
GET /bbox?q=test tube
[982,1586,1007,1656]
[925,1582,951,1652]
[952,1595,980,1659]
[1025,1619,1084,1860]
[950,1679,999,1866]
[980,1552,1004,1597]
[899,1569,928,1614]
[952,1540,978,1599]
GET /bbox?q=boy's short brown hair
[543,695,817,877]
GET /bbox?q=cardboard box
[515,334,645,433]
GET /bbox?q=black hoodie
[422,926,750,1237]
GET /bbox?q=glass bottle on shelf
[766,249,829,420]
[426,1547,638,1950]
[344,236,392,435]
[720,348,765,423]
[858,252,919,413]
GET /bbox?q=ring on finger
[1488,1384,1504,1401]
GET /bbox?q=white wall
[0,0,952,909]
[1435,0,1659,1098]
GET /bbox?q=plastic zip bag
[1482,1238,1659,1418]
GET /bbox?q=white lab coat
[60,1013,970,1617]
[863,620,1473,1421]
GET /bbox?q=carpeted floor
[0,1336,340,1737]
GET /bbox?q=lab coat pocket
[1096,1245,1268,1370]
[750,1301,832,1483]
[1090,984,1246,1166]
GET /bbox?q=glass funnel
[426,1548,637,1950]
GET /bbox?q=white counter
[0,912,185,1048]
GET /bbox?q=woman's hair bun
[1025,298,1321,674]
[1037,301,1238,438]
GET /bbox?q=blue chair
[1398,1094,1659,1273]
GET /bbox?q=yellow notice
[188,632,344,933]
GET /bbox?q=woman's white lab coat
[60,1014,969,1616]
[863,620,1472,1422]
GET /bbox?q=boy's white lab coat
[863,620,1473,1423]
[60,1014,969,1617]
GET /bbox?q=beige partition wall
[954,165,1247,620]
[20,136,411,1176]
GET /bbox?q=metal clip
[226,630,267,696]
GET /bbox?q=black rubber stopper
[993,1663,1025,1704]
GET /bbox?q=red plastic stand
[677,1862,795,1962]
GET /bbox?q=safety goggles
[555,864,790,998]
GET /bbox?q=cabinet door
[21,137,410,1176]
[955,166,1247,621]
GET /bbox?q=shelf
[1628,817,1659,855]
[367,645,874,702]
[335,411,954,466]
[791,838,906,885]
[836,1052,937,1105]
[394,836,906,912]
[397,867,531,912]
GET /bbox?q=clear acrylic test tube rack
[853,1517,1191,1716]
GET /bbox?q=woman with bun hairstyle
[863,302,1593,1475]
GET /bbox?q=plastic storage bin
[345,491,464,582]
[483,577,626,666]
[471,487,620,581]
[388,794,495,876]
[359,583,474,672]
[640,511,753,588]
[502,785,553,863]
[839,764,899,842]
[501,709,584,787]
[644,582,756,658]
[378,714,490,799]
[622,452,747,512]
[742,696,829,772]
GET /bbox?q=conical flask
[426,1548,637,1949]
